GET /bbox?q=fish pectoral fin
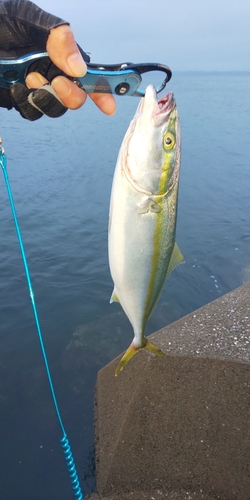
[137,198,162,214]
[115,338,166,376]
[110,288,120,304]
[166,242,184,279]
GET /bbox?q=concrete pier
[89,283,250,500]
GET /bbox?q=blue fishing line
[0,146,84,500]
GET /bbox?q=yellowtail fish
[108,84,183,376]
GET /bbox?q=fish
[108,84,184,376]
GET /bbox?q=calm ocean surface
[0,72,249,499]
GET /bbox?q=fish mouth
[138,85,176,126]
[157,92,175,115]
[154,90,175,126]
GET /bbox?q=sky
[37,0,249,72]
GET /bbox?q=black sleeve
[0,0,69,57]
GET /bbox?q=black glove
[0,0,90,120]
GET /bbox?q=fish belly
[108,162,177,344]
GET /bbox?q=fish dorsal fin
[166,242,184,279]
[110,288,120,304]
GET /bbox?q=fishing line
[0,143,84,500]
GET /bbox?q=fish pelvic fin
[115,338,166,376]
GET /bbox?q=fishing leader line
[0,141,84,500]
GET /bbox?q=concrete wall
[91,284,250,500]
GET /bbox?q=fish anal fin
[115,338,165,376]
[166,242,184,279]
[110,288,120,304]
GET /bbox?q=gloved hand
[0,0,115,121]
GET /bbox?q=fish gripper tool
[0,52,172,96]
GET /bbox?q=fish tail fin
[115,338,165,376]
[144,339,166,358]
[115,342,139,376]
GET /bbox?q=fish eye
[163,132,175,150]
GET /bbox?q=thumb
[46,25,87,77]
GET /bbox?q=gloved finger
[27,73,116,114]
[26,71,87,110]
[46,25,87,77]
[30,85,67,117]
[10,83,67,121]
[51,76,87,110]
[26,72,48,88]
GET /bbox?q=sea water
[0,72,249,499]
